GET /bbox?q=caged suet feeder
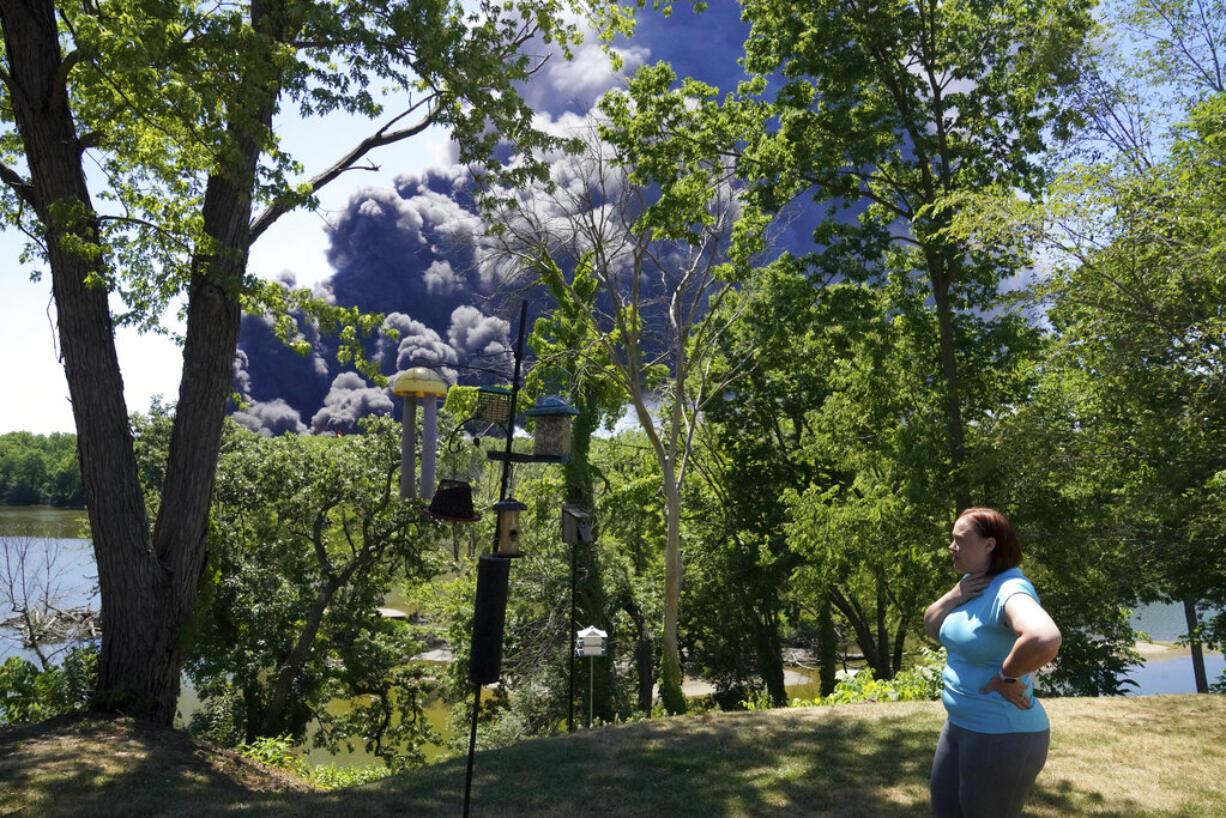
[524,396,579,461]
[476,386,513,427]
[393,367,449,501]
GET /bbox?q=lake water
[2,507,1222,699]
[1123,600,1224,695]
[0,507,96,664]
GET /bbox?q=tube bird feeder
[393,367,449,501]
[525,396,579,461]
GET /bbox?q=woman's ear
[985,537,996,552]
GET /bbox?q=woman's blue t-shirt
[938,567,1049,734]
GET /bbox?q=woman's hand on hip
[980,674,1032,710]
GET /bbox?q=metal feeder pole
[588,654,595,729]
[463,298,528,818]
[568,540,578,733]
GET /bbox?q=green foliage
[788,649,945,708]
[0,645,97,726]
[1,0,612,720]
[238,735,307,775]
[182,417,444,768]
[305,763,390,790]
[935,3,1226,694]
[237,735,390,789]
[0,433,84,508]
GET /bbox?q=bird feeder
[476,386,514,426]
[393,367,449,501]
[493,497,528,557]
[562,504,593,545]
[525,396,579,461]
[576,625,608,729]
[425,478,482,523]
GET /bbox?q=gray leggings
[930,721,1050,818]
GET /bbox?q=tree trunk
[751,607,787,707]
[0,0,286,723]
[831,586,887,679]
[262,554,364,736]
[658,474,687,713]
[891,619,907,677]
[1,0,176,719]
[875,576,892,680]
[623,599,655,713]
[818,594,838,696]
[925,250,969,511]
[1184,597,1209,694]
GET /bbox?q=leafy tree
[485,66,764,712]
[948,0,1226,692]
[0,0,592,723]
[0,432,82,507]
[737,0,1094,511]
[183,417,444,768]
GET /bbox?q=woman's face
[949,517,995,576]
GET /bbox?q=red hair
[957,507,1021,575]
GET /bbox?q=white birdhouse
[576,625,608,657]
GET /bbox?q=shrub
[789,648,946,707]
[0,644,97,725]
[237,734,390,790]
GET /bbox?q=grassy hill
[2,695,1223,816]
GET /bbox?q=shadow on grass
[305,708,945,817]
[5,703,1211,817]
[0,714,297,817]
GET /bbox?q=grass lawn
[1,695,1223,816]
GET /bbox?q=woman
[924,507,1062,818]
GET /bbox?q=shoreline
[1132,640,1223,664]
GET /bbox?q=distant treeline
[0,432,83,508]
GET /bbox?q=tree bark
[623,598,655,714]
[751,606,787,707]
[658,472,687,713]
[0,0,288,723]
[925,250,969,512]
[818,594,838,696]
[1,0,176,719]
[1184,597,1209,694]
[830,586,890,680]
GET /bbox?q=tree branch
[0,160,37,209]
[249,95,440,241]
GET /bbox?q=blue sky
[0,0,753,437]
[0,109,451,436]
